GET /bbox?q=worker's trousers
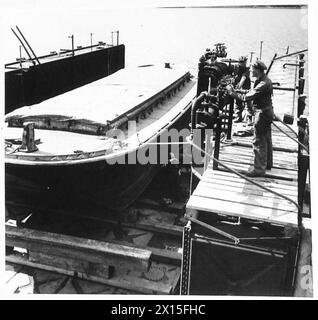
[234,100,254,121]
[252,107,274,174]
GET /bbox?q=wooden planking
[186,108,300,226]
[198,177,297,198]
[28,251,111,279]
[187,195,298,227]
[209,162,297,181]
[233,137,298,152]
[196,176,297,200]
[235,140,298,153]
[231,121,298,152]
[218,154,296,171]
[6,225,151,272]
[219,145,297,170]
[204,169,298,186]
[193,185,297,212]
[6,254,180,295]
[186,54,302,227]
[220,144,297,158]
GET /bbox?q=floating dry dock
[181,51,310,296]
[183,120,310,295]
[5,32,125,114]
[5,47,311,296]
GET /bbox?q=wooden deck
[187,121,299,227]
[186,53,305,228]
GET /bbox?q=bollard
[20,122,38,152]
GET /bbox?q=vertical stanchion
[90,33,93,51]
[180,221,192,295]
[68,35,74,57]
[204,129,213,172]
[266,53,277,75]
[259,41,263,60]
[297,53,306,118]
[297,54,307,227]
[227,98,234,140]
[19,45,22,69]
[298,116,309,224]
[296,53,307,227]
[213,117,221,170]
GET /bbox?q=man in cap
[233,56,252,123]
[226,60,273,177]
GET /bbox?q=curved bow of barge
[5,65,196,211]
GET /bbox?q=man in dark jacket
[233,56,252,123]
[227,60,273,177]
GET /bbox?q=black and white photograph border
[0,0,317,300]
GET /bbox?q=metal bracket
[283,63,300,69]
[188,216,240,245]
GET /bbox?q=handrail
[5,42,109,67]
[266,53,277,75]
[274,49,307,60]
[273,115,298,137]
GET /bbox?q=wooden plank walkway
[187,120,299,227]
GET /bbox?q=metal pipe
[259,41,263,60]
[249,51,255,63]
[190,92,207,133]
[15,26,41,65]
[266,53,277,75]
[283,63,300,69]
[68,35,74,57]
[188,216,240,245]
[227,98,234,140]
[273,86,295,92]
[90,33,93,51]
[19,45,22,69]
[274,49,307,60]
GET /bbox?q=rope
[273,115,298,137]
[272,120,309,154]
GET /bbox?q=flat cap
[252,60,267,70]
[238,56,248,62]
